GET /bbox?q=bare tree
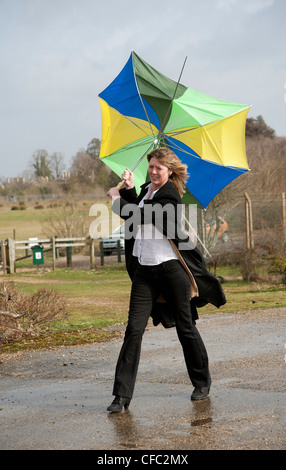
[43,191,91,238]
[50,152,66,179]
[70,149,96,180]
[70,142,117,189]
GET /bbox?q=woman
[106,148,226,412]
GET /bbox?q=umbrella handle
[116,181,125,190]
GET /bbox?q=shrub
[238,249,261,281]
[0,282,68,345]
[267,254,286,283]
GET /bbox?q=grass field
[1,263,285,353]
[0,197,112,240]
[0,205,49,240]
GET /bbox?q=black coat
[113,181,226,327]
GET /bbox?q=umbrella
[98,51,250,209]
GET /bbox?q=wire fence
[195,193,286,281]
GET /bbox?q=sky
[0,0,285,178]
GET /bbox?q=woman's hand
[106,187,120,199]
[107,168,134,199]
[121,168,134,189]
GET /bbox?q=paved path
[1,308,285,450]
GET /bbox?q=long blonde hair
[147,147,188,197]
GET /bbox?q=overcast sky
[0,0,285,178]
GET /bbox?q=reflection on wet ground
[108,401,216,450]
[108,411,141,449]
[107,391,215,449]
[108,400,216,448]
[190,398,213,426]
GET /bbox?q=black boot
[107,396,131,412]
[191,386,210,401]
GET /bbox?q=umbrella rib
[169,125,224,166]
[130,142,155,172]
[132,53,157,139]
[167,127,223,164]
[165,139,200,158]
[123,115,157,137]
[165,137,248,171]
[157,56,187,140]
[166,126,202,137]
[166,106,251,137]
[102,136,154,158]
[116,141,155,188]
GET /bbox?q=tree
[70,149,96,180]
[87,138,101,158]
[246,115,275,139]
[86,137,121,189]
[70,138,119,189]
[43,192,91,238]
[50,152,65,179]
[31,149,52,179]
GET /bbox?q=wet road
[0,308,285,450]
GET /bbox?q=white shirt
[132,184,178,266]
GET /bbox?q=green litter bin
[32,245,44,265]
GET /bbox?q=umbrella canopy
[98,51,250,208]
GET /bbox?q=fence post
[99,241,104,266]
[7,238,15,274]
[1,240,7,274]
[282,192,286,242]
[90,238,95,269]
[244,192,254,250]
[200,210,206,254]
[66,241,72,268]
[52,236,56,270]
[55,235,59,258]
[116,239,122,263]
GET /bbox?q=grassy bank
[1,264,285,353]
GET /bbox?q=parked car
[206,217,229,242]
[101,224,125,255]
[102,218,229,255]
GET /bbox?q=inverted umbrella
[98,51,250,208]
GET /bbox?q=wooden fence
[0,237,95,274]
[0,236,124,274]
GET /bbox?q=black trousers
[112,259,211,399]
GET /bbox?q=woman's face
[148,157,172,190]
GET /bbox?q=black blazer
[113,181,226,327]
